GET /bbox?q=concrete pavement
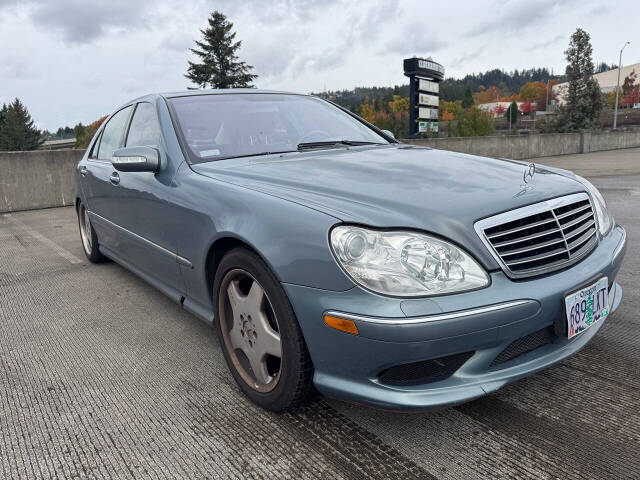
[0,149,639,479]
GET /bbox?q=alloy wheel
[219,269,282,392]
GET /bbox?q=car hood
[191,145,585,269]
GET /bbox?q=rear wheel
[77,202,108,263]
[214,248,313,411]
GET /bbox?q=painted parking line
[3,213,83,265]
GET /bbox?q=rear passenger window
[97,105,133,161]
[126,102,162,147]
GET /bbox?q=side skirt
[99,245,214,326]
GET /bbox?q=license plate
[565,277,609,339]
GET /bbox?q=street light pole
[613,41,630,130]
[545,79,549,112]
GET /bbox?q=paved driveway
[1,150,639,479]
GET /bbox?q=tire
[77,201,108,263]
[213,247,313,411]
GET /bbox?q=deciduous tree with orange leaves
[475,86,502,104]
[75,116,108,149]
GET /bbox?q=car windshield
[168,93,390,163]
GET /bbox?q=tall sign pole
[403,57,444,137]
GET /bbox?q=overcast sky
[1,0,638,131]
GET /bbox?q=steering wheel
[298,130,331,143]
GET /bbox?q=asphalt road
[1,149,639,479]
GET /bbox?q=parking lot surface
[1,150,639,479]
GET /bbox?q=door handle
[109,172,120,185]
[80,166,89,177]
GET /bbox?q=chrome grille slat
[558,211,593,230]
[499,236,567,257]
[492,227,562,248]
[504,248,569,266]
[563,220,596,241]
[567,228,596,251]
[486,216,558,239]
[555,203,591,220]
[475,193,599,278]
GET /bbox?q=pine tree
[185,11,258,89]
[560,28,602,130]
[462,87,474,108]
[0,99,41,151]
[505,101,518,127]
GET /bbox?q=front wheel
[77,202,108,263]
[213,248,313,411]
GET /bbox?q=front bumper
[284,225,627,411]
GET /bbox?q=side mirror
[112,146,160,172]
[381,129,396,140]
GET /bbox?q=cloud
[25,0,155,43]
[449,47,485,69]
[466,0,577,37]
[525,34,564,52]
[386,25,446,56]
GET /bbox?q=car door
[107,101,185,295]
[79,105,134,250]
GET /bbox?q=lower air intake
[378,351,474,386]
[491,326,554,367]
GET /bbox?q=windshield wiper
[297,140,384,151]
[214,150,297,161]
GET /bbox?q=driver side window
[126,102,162,148]
[97,106,133,161]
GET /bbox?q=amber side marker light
[324,314,359,335]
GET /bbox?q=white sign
[418,79,439,94]
[418,107,439,120]
[419,93,439,107]
[417,59,445,75]
[418,121,428,133]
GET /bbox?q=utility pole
[613,41,630,130]
[545,79,549,112]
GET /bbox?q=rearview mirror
[381,129,395,140]
[112,146,159,172]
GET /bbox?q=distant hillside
[315,64,617,111]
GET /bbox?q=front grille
[490,326,554,367]
[477,193,598,278]
[378,351,474,386]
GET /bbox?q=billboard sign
[418,79,439,94]
[418,93,439,107]
[418,107,439,120]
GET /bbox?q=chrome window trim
[325,300,532,326]
[474,192,597,279]
[88,211,193,268]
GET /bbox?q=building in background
[553,62,640,105]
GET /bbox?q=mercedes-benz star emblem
[522,162,536,186]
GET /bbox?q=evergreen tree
[185,11,258,89]
[462,87,474,108]
[0,99,41,151]
[505,101,519,128]
[559,28,602,131]
[0,104,7,140]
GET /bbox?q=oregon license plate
[565,277,609,339]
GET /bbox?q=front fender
[171,164,355,311]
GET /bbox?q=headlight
[575,176,613,236]
[330,226,489,297]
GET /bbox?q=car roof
[159,89,304,99]
[121,89,309,107]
